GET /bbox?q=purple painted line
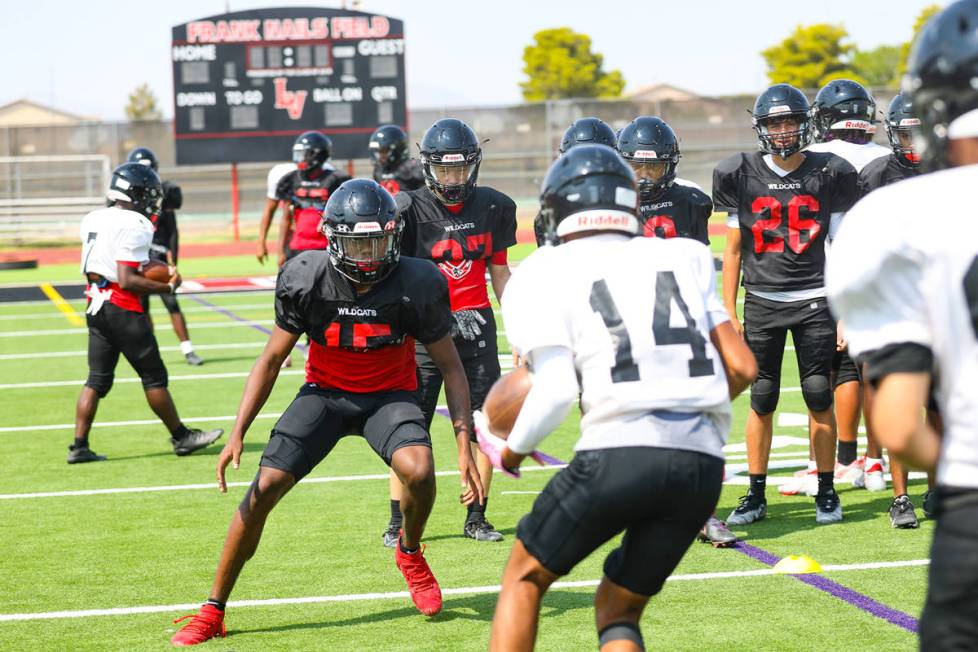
[735,542,918,634]
[189,296,307,352]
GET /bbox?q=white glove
[85,283,111,316]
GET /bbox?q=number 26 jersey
[713,151,858,293]
[502,234,731,457]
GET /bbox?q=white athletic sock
[180,340,194,355]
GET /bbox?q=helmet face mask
[616,116,680,200]
[885,93,921,168]
[292,131,332,179]
[320,179,402,285]
[419,119,482,205]
[106,162,163,219]
[752,84,813,158]
[369,125,409,173]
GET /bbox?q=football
[141,260,172,283]
[483,364,532,438]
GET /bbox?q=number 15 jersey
[502,234,731,458]
[713,151,858,293]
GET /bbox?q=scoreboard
[171,7,405,165]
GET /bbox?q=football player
[383,118,517,545]
[370,124,424,195]
[715,84,858,525]
[617,116,712,244]
[71,163,223,464]
[478,144,756,651]
[127,148,203,366]
[170,180,484,646]
[256,159,296,265]
[275,131,351,265]
[827,1,978,642]
[534,117,619,246]
[789,80,890,497]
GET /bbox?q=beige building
[627,83,701,103]
[0,99,88,127]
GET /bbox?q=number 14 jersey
[713,151,858,293]
[502,234,731,457]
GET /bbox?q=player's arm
[488,260,511,301]
[500,345,579,471]
[710,322,757,399]
[117,261,180,295]
[721,225,743,334]
[218,325,300,491]
[425,334,485,505]
[168,216,179,266]
[257,198,279,264]
[277,204,294,268]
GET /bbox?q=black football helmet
[884,92,921,168]
[558,117,618,154]
[127,147,159,171]
[539,144,638,244]
[419,118,482,204]
[369,125,409,173]
[811,79,878,144]
[752,84,813,158]
[320,179,402,284]
[292,131,332,180]
[616,116,681,200]
[105,162,163,219]
[904,0,978,171]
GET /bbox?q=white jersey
[827,164,978,489]
[502,233,732,458]
[79,207,153,281]
[266,162,297,200]
[808,140,890,173]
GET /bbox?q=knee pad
[801,375,833,412]
[750,378,780,415]
[598,622,644,650]
[139,368,168,391]
[85,374,114,398]
[160,292,181,315]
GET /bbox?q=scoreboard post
[171,7,406,166]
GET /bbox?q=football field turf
[0,246,932,650]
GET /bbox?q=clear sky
[0,0,943,120]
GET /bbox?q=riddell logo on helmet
[769,105,792,114]
[634,150,658,159]
[831,120,871,131]
[353,222,382,233]
[899,118,921,127]
[441,154,465,163]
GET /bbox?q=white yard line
[0,341,267,361]
[0,369,303,390]
[0,303,273,322]
[0,559,930,622]
[0,320,275,338]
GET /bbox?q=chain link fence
[0,92,899,245]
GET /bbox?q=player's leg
[597,448,723,651]
[491,539,560,651]
[363,392,444,615]
[171,385,345,645]
[833,352,864,486]
[118,309,222,455]
[729,294,786,524]
[858,362,887,492]
[70,310,118,463]
[162,292,202,366]
[462,345,503,541]
[794,302,841,523]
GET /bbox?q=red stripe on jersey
[305,337,418,393]
[440,256,490,311]
[105,261,143,312]
[290,207,329,251]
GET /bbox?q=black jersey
[276,167,351,251]
[638,180,713,245]
[857,153,920,198]
[713,151,858,293]
[374,159,424,195]
[275,253,452,393]
[396,186,517,311]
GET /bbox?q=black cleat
[382,523,400,548]
[890,495,920,529]
[171,428,223,456]
[727,494,767,526]
[185,352,204,366]
[922,489,936,519]
[67,444,107,464]
[463,518,504,542]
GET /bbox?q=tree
[762,24,866,89]
[125,84,161,121]
[851,45,902,88]
[897,4,942,78]
[520,28,625,101]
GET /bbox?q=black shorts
[831,350,862,389]
[517,447,723,597]
[86,302,168,397]
[920,488,978,651]
[415,311,500,434]
[259,384,431,481]
[744,293,836,407]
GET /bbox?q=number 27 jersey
[502,234,732,457]
[713,151,857,292]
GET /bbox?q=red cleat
[170,604,227,646]
[394,532,442,616]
